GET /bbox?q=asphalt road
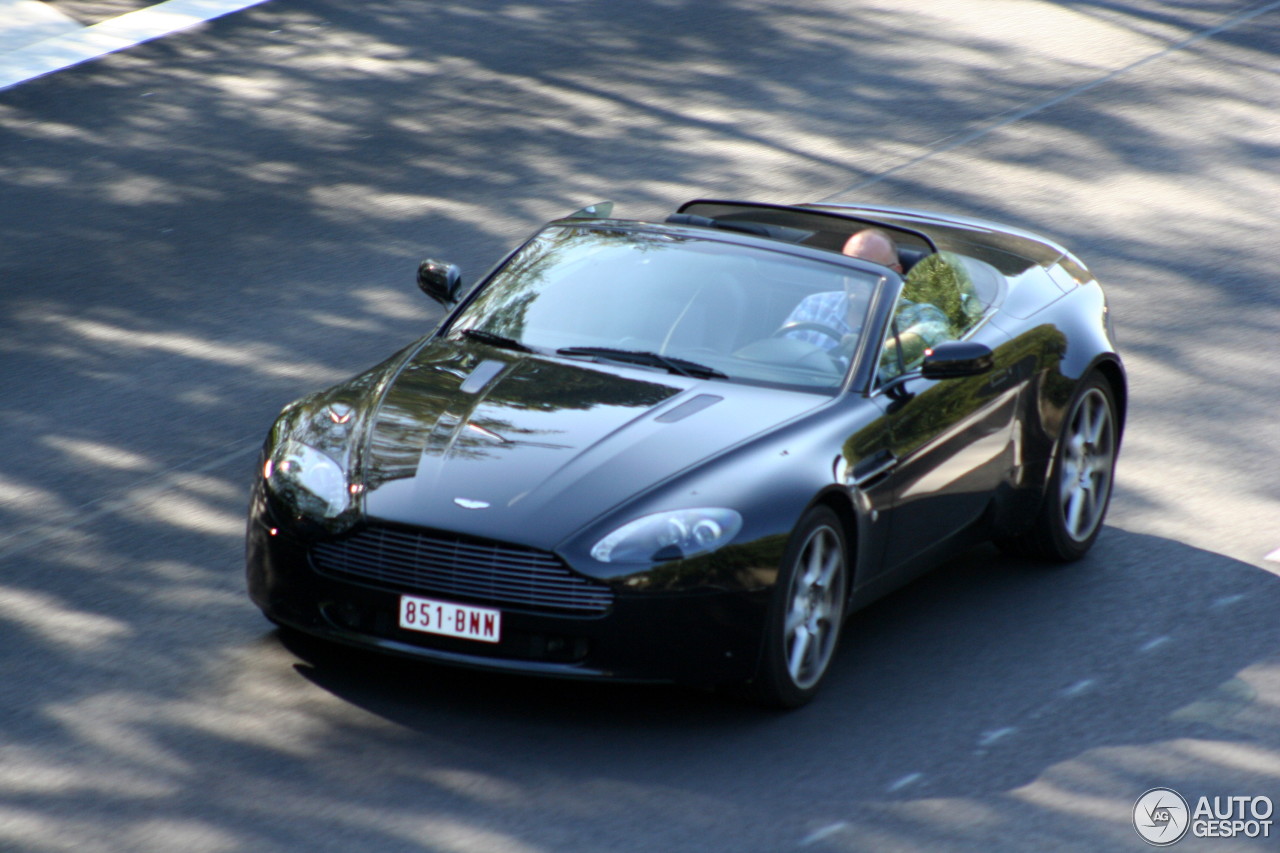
[2,2,1279,851]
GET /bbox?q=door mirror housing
[920,340,994,379]
[417,260,463,305]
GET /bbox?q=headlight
[590,508,743,563]
[264,439,349,519]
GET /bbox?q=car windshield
[446,225,884,392]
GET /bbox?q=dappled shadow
[2,0,1279,850]
[2,0,1277,549]
[7,525,1273,851]
[3,0,1278,529]
[291,528,1280,747]
[818,4,1280,544]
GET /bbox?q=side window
[877,297,952,382]
[875,253,1004,387]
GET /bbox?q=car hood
[352,340,826,548]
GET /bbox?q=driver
[841,228,903,273]
[782,228,903,351]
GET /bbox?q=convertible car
[246,199,1125,707]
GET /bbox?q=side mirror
[417,260,463,305]
[920,340,994,379]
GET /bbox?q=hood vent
[655,394,723,423]
[459,359,507,394]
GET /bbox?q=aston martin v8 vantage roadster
[246,199,1125,707]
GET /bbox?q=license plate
[398,594,501,644]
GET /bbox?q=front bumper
[245,488,769,686]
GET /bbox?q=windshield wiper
[457,328,534,353]
[556,346,728,379]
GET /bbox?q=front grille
[311,525,613,616]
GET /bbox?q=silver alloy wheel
[1059,386,1116,543]
[783,524,847,690]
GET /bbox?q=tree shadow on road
[285,528,1280,850]
[2,1,1278,850]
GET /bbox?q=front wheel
[750,506,849,708]
[1000,373,1118,561]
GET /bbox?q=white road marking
[0,0,272,91]
[800,822,848,847]
[977,726,1016,747]
[0,0,82,52]
[1060,678,1096,698]
[1139,635,1172,653]
[1266,546,1280,562]
[887,772,923,792]
[1212,593,1245,608]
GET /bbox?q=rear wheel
[1001,373,1118,561]
[750,506,849,708]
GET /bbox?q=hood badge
[326,403,354,425]
[454,498,490,510]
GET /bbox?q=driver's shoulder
[791,290,845,317]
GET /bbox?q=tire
[750,505,850,708]
[1000,373,1118,562]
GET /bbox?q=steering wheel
[771,321,845,346]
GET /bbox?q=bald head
[842,229,902,272]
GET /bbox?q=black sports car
[246,199,1125,707]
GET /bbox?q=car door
[872,302,1023,571]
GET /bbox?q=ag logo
[1134,788,1190,846]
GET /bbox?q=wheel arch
[997,352,1124,540]
[1091,355,1128,444]
[808,486,861,594]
